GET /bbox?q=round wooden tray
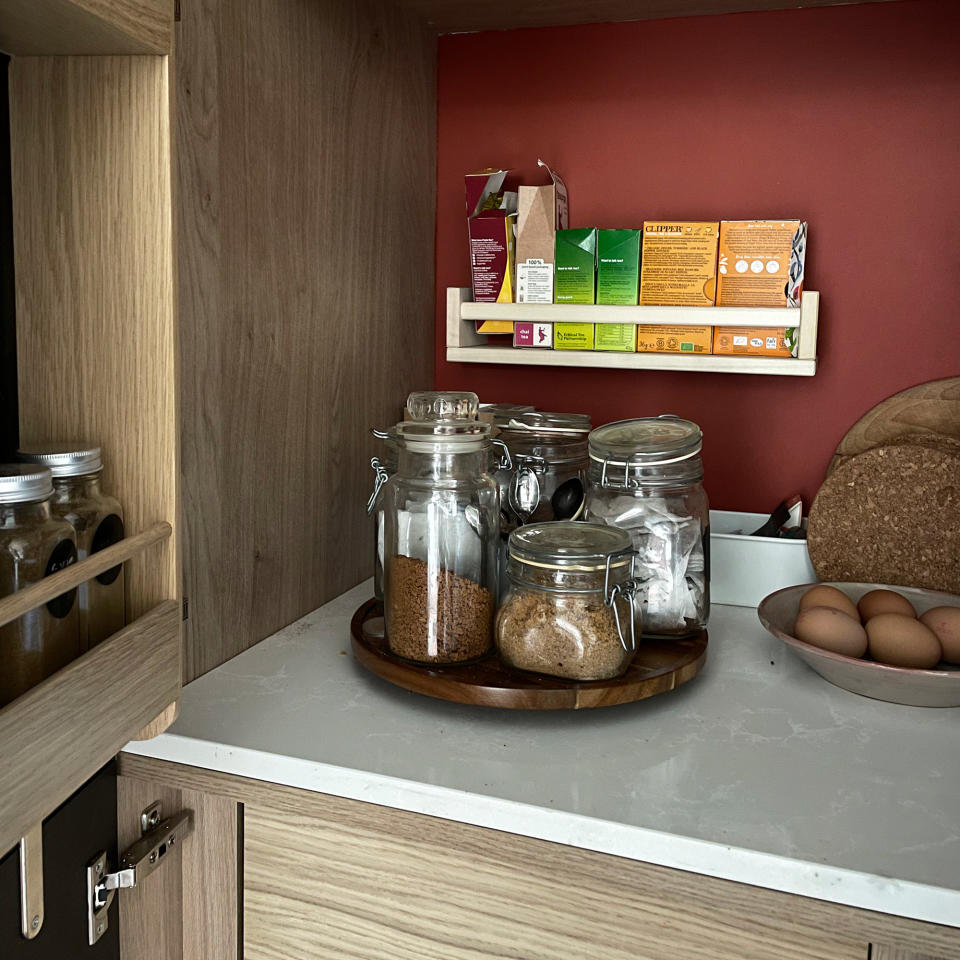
[350,599,707,710]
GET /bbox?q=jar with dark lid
[19,444,125,649]
[0,464,80,706]
[495,521,640,681]
[583,416,709,636]
[383,391,502,664]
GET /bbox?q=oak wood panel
[118,776,184,960]
[872,948,952,960]
[116,756,960,957]
[10,56,179,624]
[0,522,171,628]
[130,700,180,741]
[393,0,896,33]
[0,0,171,55]
[0,601,180,857]
[176,0,435,681]
[117,776,239,960]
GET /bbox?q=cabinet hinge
[85,803,194,946]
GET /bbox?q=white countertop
[124,579,960,928]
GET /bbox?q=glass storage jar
[494,411,591,526]
[584,416,709,637]
[19,444,125,650]
[367,428,399,603]
[495,521,640,681]
[479,402,535,428]
[0,464,80,706]
[383,391,501,664]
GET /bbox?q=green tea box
[595,324,637,352]
[596,229,640,305]
[555,323,595,350]
[554,228,597,304]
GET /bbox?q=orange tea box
[713,327,797,357]
[716,220,807,307]
[637,325,712,354]
[639,222,718,306]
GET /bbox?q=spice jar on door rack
[584,417,709,637]
[495,521,641,681]
[0,464,80,706]
[383,391,502,664]
[19,444,125,649]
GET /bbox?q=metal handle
[604,548,641,652]
[366,457,390,515]
[490,438,512,471]
[508,455,546,521]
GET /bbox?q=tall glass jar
[19,444,125,649]
[584,416,709,637]
[0,464,80,706]
[366,428,399,603]
[495,521,640,681]
[383,392,500,664]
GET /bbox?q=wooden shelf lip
[0,521,173,629]
[460,300,803,328]
[0,599,181,857]
[447,346,817,376]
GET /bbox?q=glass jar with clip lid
[495,521,642,681]
[584,416,709,636]
[383,391,505,664]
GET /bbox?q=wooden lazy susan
[350,599,707,710]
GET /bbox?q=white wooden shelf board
[446,287,819,377]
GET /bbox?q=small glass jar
[584,416,709,637]
[0,464,80,706]
[495,521,640,681]
[383,392,501,664]
[19,445,125,650]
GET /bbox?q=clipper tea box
[639,221,719,306]
[554,229,597,304]
[636,325,712,354]
[596,229,640,305]
[713,327,796,357]
[716,220,807,307]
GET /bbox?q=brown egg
[865,613,942,669]
[857,588,916,622]
[919,606,960,665]
[798,585,859,621]
[794,606,868,658]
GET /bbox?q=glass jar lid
[0,463,54,503]
[509,521,632,571]
[507,411,591,434]
[406,391,479,422]
[18,443,103,477]
[588,416,702,467]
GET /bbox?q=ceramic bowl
[757,582,960,707]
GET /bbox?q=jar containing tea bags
[19,444,125,649]
[584,417,709,636]
[0,464,80,705]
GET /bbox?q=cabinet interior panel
[9,55,178,620]
[0,0,172,55]
[176,0,436,680]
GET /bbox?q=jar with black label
[19,445,125,649]
[0,464,80,706]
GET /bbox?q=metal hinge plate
[86,803,194,946]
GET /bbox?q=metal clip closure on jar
[591,415,703,489]
[366,457,390,515]
[495,521,642,681]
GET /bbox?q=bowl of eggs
[757,582,960,707]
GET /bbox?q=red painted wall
[434,0,960,512]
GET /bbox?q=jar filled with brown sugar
[0,464,80,706]
[19,444,125,650]
[383,391,501,664]
[495,521,641,681]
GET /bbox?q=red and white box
[513,321,553,348]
